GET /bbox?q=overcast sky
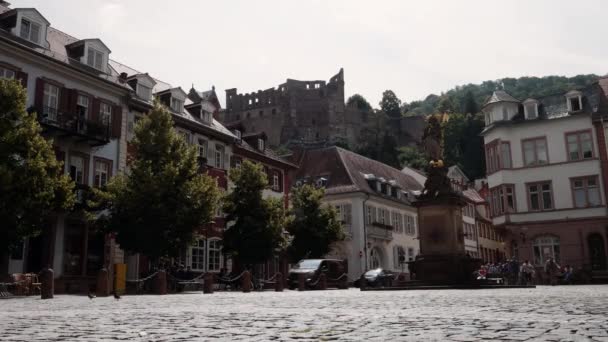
[12,0,608,106]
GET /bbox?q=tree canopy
[0,79,75,253]
[91,102,220,260]
[346,94,372,112]
[222,160,286,266]
[286,184,343,262]
[379,90,402,118]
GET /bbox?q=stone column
[274,272,283,292]
[155,270,167,295]
[40,267,54,299]
[203,273,214,294]
[96,267,110,297]
[241,271,252,293]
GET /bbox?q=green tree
[222,160,286,265]
[461,90,479,114]
[442,113,486,179]
[437,96,456,114]
[346,94,372,112]
[379,90,402,118]
[91,102,220,260]
[398,146,427,170]
[286,184,343,262]
[0,79,75,254]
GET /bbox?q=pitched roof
[295,147,422,199]
[483,90,520,108]
[234,139,298,169]
[462,188,485,204]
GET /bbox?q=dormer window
[233,129,242,139]
[171,97,183,113]
[201,111,212,124]
[523,99,539,120]
[566,91,583,112]
[87,47,104,71]
[258,138,265,151]
[136,84,152,101]
[20,18,40,44]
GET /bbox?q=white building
[295,147,422,281]
[481,87,608,272]
[0,5,131,292]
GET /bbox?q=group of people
[476,257,575,285]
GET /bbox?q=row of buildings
[2,3,606,290]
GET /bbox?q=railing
[37,106,110,143]
[367,225,393,240]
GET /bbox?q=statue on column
[418,115,453,200]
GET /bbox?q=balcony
[367,222,393,241]
[35,106,111,146]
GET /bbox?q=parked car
[287,259,347,290]
[355,268,395,287]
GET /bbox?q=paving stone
[0,285,607,341]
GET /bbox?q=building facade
[481,86,608,273]
[0,5,130,292]
[294,147,422,281]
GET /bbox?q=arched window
[370,247,383,269]
[190,239,206,271]
[207,238,222,272]
[533,236,560,265]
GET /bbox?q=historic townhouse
[294,147,422,281]
[482,86,608,274]
[0,5,130,292]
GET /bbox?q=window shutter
[111,105,122,138]
[16,71,28,89]
[278,171,284,192]
[68,89,79,117]
[34,77,44,111]
[59,88,70,114]
[91,99,100,123]
[224,153,229,170]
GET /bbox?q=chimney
[119,72,128,83]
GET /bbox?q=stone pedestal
[411,194,481,284]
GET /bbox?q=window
[136,84,152,101]
[171,97,183,113]
[365,205,376,225]
[208,239,222,272]
[566,131,593,161]
[378,208,386,225]
[272,171,280,191]
[408,247,415,262]
[100,102,112,126]
[179,131,191,144]
[568,96,582,112]
[524,102,538,119]
[392,212,403,233]
[533,236,560,265]
[76,95,89,119]
[572,176,601,208]
[0,66,15,79]
[20,18,40,44]
[198,139,208,158]
[214,144,224,169]
[190,239,205,271]
[335,204,352,225]
[201,111,212,124]
[86,48,104,71]
[528,182,553,211]
[258,138,265,151]
[93,159,110,187]
[522,138,548,166]
[405,215,416,235]
[500,142,511,168]
[490,185,515,216]
[69,154,86,184]
[43,83,59,120]
[394,246,406,268]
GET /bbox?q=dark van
[287,259,348,290]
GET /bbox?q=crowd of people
[476,257,575,285]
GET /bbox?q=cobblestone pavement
[1,285,608,341]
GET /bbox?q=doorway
[588,233,607,271]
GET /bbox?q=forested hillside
[405,74,599,116]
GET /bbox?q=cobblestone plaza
[1,286,608,341]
